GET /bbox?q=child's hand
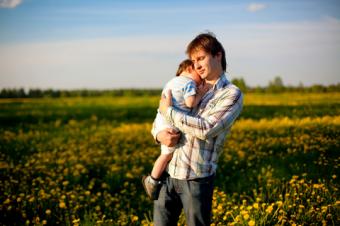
[197,82,210,96]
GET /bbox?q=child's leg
[151,152,173,179]
[142,143,175,200]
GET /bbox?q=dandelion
[243,214,250,220]
[95,205,101,211]
[132,216,139,222]
[59,201,66,209]
[276,201,283,207]
[3,198,10,205]
[248,220,255,226]
[266,205,273,214]
[72,219,80,224]
[45,209,51,215]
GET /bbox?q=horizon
[0,0,339,89]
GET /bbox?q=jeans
[153,174,215,226]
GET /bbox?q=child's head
[176,59,202,85]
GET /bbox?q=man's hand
[156,128,180,147]
[159,90,172,115]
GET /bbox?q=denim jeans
[153,174,215,226]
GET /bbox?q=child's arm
[184,92,204,108]
[184,80,209,108]
[185,83,210,108]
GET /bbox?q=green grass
[0,93,339,225]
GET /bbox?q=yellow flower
[132,216,138,222]
[276,201,283,207]
[253,203,259,209]
[266,205,273,214]
[4,198,10,205]
[72,219,80,223]
[45,209,51,215]
[59,201,66,209]
[243,214,250,220]
[248,220,255,226]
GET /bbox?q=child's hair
[176,59,193,76]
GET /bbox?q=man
[152,32,243,226]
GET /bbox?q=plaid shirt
[152,74,243,180]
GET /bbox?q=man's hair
[176,59,193,77]
[186,32,226,72]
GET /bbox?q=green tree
[231,77,247,92]
[268,76,285,93]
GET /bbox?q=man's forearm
[164,89,243,140]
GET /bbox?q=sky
[0,0,339,90]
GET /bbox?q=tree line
[231,76,340,93]
[1,76,339,98]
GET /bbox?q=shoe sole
[142,175,153,200]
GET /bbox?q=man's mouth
[198,69,205,75]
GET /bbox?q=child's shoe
[142,175,162,200]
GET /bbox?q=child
[142,59,207,200]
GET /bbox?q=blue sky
[0,0,339,89]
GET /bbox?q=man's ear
[216,52,222,61]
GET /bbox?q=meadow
[0,92,339,225]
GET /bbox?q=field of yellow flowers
[0,92,339,225]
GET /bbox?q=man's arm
[160,87,243,140]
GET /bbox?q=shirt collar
[213,73,229,90]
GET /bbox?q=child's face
[187,67,202,85]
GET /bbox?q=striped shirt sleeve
[165,87,243,140]
[183,80,197,99]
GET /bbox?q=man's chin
[199,75,207,80]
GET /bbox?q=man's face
[190,49,221,81]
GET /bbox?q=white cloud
[0,18,339,89]
[0,35,190,89]
[247,3,267,12]
[0,0,22,8]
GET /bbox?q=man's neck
[205,71,223,86]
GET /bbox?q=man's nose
[194,62,201,70]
